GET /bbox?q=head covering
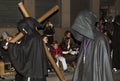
[17,17,40,35]
[71,10,98,41]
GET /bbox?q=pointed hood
[71,10,97,41]
[17,17,40,35]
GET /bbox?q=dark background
[0,0,22,27]
[0,0,60,27]
[35,0,61,27]
[0,0,116,27]
[70,0,90,26]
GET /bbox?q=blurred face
[99,19,103,24]
[104,32,107,35]
[53,44,58,49]
[43,36,48,43]
[46,21,53,27]
[66,32,71,38]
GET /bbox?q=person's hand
[49,23,53,28]
[55,54,59,58]
[55,54,61,58]
[1,41,9,50]
[58,54,61,57]
[68,49,72,53]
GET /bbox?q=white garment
[28,77,30,81]
[56,56,67,70]
[71,51,78,55]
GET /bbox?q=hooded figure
[112,15,120,70]
[71,10,113,81]
[7,17,48,81]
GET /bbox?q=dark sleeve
[51,26,55,34]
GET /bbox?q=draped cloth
[112,15,120,69]
[71,10,113,81]
[8,17,48,81]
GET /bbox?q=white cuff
[5,42,9,46]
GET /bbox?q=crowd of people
[0,10,120,81]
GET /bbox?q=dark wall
[35,0,61,27]
[100,0,116,6]
[70,0,90,26]
[0,0,22,27]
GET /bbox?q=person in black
[112,15,120,72]
[71,10,113,81]
[2,17,48,81]
[43,20,55,45]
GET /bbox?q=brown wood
[37,5,59,23]
[0,61,5,76]
[10,32,24,43]
[18,2,30,17]
[44,43,66,81]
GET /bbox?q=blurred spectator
[97,18,105,33]
[51,41,69,72]
[61,37,78,68]
[43,20,55,45]
[105,16,114,36]
[42,35,53,73]
[61,30,79,68]
[0,31,13,80]
[0,32,13,62]
[103,30,112,51]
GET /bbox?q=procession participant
[2,17,48,81]
[112,15,120,72]
[71,10,113,81]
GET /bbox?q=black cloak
[71,10,113,81]
[8,17,48,80]
[112,15,120,69]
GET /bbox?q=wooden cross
[10,2,66,81]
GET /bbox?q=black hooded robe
[7,17,48,81]
[71,11,113,81]
[112,15,120,70]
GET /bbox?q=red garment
[51,46,63,57]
